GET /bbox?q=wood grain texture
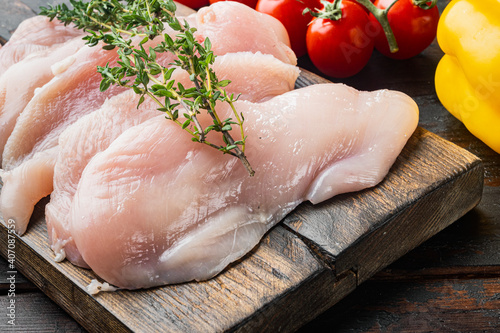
[0,291,85,332]
[0,1,492,332]
[294,0,500,329]
[300,275,500,332]
[284,126,483,279]
[0,200,345,332]
[0,119,483,332]
[0,0,71,42]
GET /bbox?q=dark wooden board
[293,0,500,329]
[0,94,484,332]
[0,1,490,332]
[301,275,500,332]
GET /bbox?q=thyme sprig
[40,0,254,176]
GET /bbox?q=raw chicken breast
[45,51,299,267]
[0,37,86,161]
[68,83,418,289]
[170,52,300,102]
[0,16,82,77]
[46,91,159,267]
[0,1,298,237]
[2,43,128,170]
[0,44,127,235]
[192,2,296,65]
[1,2,294,166]
[0,147,58,235]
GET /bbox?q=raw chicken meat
[0,2,298,237]
[0,43,127,235]
[45,91,157,267]
[0,36,86,160]
[169,51,299,102]
[45,51,300,267]
[0,147,58,235]
[0,16,81,77]
[2,43,126,170]
[0,3,419,293]
[1,2,294,168]
[68,83,418,289]
[191,2,296,65]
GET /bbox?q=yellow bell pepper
[435,0,500,153]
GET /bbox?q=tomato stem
[354,0,399,53]
[303,0,401,53]
[412,0,438,10]
[303,0,343,21]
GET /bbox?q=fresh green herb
[40,0,254,176]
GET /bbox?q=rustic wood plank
[0,252,32,287]
[380,186,500,273]
[0,124,483,332]
[0,0,38,42]
[0,292,86,332]
[18,0,72,13]
[284,127,483,283]
[0,1,489,332]
[416,91,500,187]
[0,208,349,333]
[298,276,500,332]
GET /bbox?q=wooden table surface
[1,0,499,332]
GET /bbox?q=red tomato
[306,1,374,78]
[176,0,210,10]
[209,0,259,8]
[370,0,440,59]
[256,0,322,58]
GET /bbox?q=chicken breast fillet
[0,16,82,77]
[192,2,296,65]
[46,51,300,267]
[68,83,418,289]
[0,37,86,161]
[0,2,296,236]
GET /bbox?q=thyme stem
[40,0,254,176]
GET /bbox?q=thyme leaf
[40,0,254,176]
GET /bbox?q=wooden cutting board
[0,2,484,332]
[0,72,484,333]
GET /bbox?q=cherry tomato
[209,0,259,8]
[370,0,440,59]
[176,0,210,10]
[256,0,322,58]
[306,1,374,78]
